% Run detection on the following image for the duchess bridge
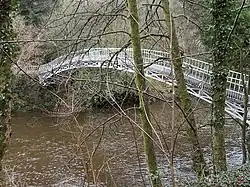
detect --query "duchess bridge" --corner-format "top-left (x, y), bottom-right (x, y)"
top-left (13, 48), bottom-right (250, 123)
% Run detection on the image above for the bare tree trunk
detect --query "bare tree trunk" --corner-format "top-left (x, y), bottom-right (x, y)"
top-left (161, 0), bottom-right (207, 177)
top-left (127, 0), bottom-right (162, 186)
top-left (242, 74), bottom-right (250, 163)
top-left (239, 48), bottom-right (250, 164)
top-left (247, 124), bottom-right (250, 163)
top-left (0, 0), bottom-right (14, 171)
top-left (170, 60), bottom-right (176, 186)
top-left (242, 77), bottom-right (249, 164)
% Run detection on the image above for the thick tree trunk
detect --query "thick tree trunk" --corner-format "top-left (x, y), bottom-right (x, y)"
top-left (211, 0), bottom-right (232, 173)
top-left (127, 0), bottom-right (162, 186)
top-left (211, 60), bottom-right (227, 172)
top-left (0, 0), bottom-right (14, 170)
top-left (161, 0), bottom-right (207, 177)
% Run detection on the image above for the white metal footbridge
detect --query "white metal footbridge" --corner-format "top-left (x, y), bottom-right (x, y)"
top-left (14, 48), bottom-right (250, 123)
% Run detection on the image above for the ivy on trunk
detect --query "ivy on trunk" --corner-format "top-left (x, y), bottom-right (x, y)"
top-left (0, 0), bottom-right (15, 171)
top-left (211, 0), bottom-right (235, 173)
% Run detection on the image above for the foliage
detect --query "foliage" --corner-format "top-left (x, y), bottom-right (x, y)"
top-left (17, 0), bottom-right (58, 25)
top-left (187, 164), bottom-right (250, 187)
top-left (230, 9), bottom-right (250, 70)
top-left (201, 0), bottom-right (250, 70)
top-left (12, 75), bottom-right (58, 111)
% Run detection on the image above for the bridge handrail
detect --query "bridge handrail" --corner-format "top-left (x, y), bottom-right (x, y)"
top-left (17, 47), bottom-right (249, 106)
top-left (36, 48), bottom-right (248, 100)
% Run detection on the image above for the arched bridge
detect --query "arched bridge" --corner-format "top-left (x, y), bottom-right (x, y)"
top-left (14, 48), bottom-right (250, 123)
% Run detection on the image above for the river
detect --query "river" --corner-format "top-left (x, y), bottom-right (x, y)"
top-left (2, 102), bottom-right (242, 186)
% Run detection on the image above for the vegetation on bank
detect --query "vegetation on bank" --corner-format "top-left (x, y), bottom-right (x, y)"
top-left (12, 75), bottom-right (58, 111)
top-left (187, 164), bottom-right (250, 187)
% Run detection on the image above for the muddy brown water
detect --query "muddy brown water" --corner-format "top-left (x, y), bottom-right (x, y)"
top-left (3, 102), bottom-right (242, 186)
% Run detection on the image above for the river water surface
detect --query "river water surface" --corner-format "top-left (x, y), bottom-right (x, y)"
top-left (3, 102), bottom-right (242, 186)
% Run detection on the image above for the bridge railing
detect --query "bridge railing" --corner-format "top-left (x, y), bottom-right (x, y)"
top-left (182, 55), bottom-right (248, 104)
top-left (37, 48), bottom-right (249, 106)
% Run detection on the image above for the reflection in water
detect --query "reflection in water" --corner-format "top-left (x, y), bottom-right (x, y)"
top-left (3, 102), bottom-right (242, 186)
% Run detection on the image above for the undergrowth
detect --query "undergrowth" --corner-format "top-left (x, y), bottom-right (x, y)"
top-left (186, 164), bottom-right (250, 187)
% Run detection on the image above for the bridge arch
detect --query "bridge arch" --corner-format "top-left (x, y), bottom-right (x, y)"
top-left (22, 47), bottom-right (250, 123)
